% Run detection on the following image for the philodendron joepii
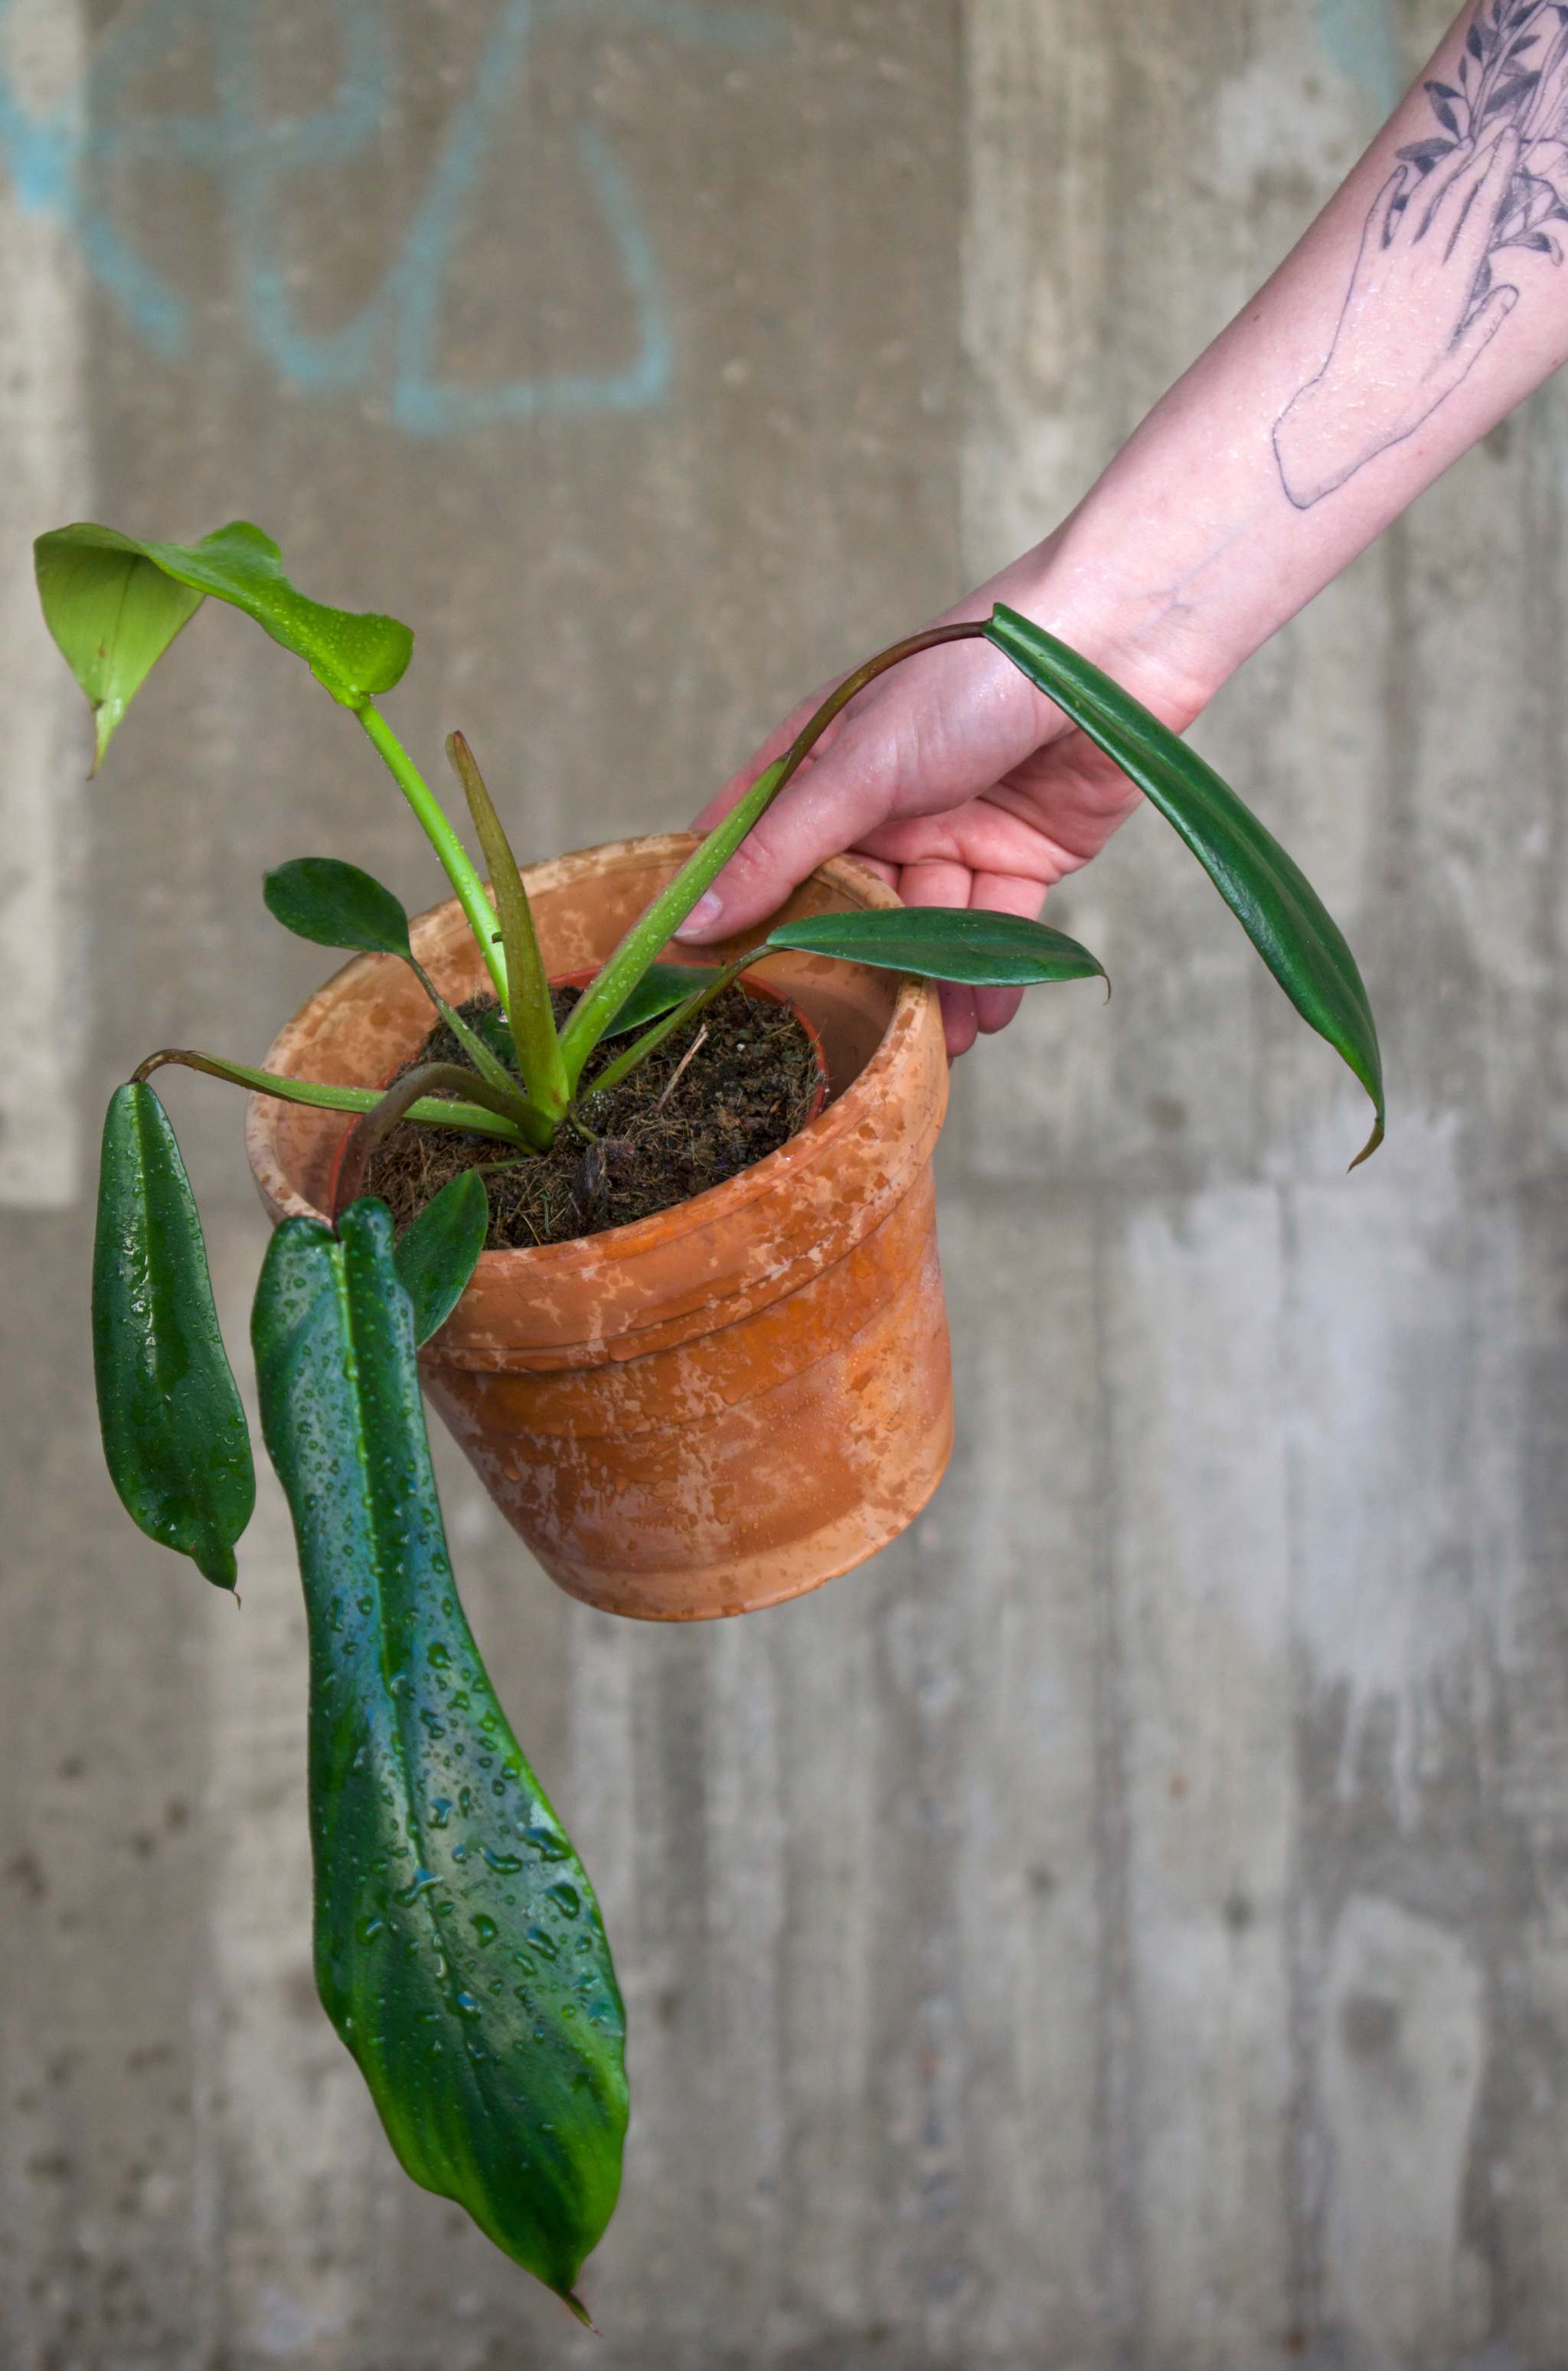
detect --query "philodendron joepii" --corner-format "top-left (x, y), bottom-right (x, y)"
top-left (41, 518), bottom-right (1383, 2310)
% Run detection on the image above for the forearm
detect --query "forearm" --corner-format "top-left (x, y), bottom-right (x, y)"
top-left (1033, 0), bottom-right (1568, 710)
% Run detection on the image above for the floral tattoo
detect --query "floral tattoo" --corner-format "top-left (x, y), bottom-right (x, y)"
top-left (1274, 0), bottom-right (1568, 508)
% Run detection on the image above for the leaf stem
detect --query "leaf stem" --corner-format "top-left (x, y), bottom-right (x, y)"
top-left (130, 1049), bottom-right (529, 1145)
top-left (557, 619), bottom-right (988, 1084)
top-left (356, 703), bottom-right (509, 1006)
top-left (405, 955), bottom-right (548, 1133)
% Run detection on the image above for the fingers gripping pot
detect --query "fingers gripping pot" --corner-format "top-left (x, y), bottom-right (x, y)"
top-left (246, 834), bottom-right (952, 1620)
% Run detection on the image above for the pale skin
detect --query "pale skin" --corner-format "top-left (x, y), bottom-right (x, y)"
top-left (680, 0), bottom-right (1568, 1053)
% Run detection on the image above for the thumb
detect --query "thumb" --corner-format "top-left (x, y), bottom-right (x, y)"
top-left (675, 633), bottom-right (1044, 942)
top-left (672, 740), bottom-right (900, 943)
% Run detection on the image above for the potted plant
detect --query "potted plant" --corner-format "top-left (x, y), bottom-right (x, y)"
top-left (38, 519), bottom-right (1383, 2320)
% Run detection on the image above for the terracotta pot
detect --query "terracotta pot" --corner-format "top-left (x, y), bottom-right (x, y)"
top-left (246, 834), bottom-right (952, 1621)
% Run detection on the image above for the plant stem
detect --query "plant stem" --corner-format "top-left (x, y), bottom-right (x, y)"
top-left (406, 955), bottom-right (547, 1131)
top-left (356, 703), bottom-right (509, 1007)
top-left (130, 1049), bottom-right (528, 1145)
top-left (557, 619), bottom-right (987, 1084)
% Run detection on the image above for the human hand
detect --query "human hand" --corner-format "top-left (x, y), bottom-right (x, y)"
top-left (677, 554), bottom-right (1208, 1057)
top-left (1273, 128), bottom-right (1523, 508)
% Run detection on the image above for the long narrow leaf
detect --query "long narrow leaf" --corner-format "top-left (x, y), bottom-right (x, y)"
top-left (763, 906), bottom-right (1106, 988)
top-left (985, 601), bottom-right (1384, 1164)
top-left (252, 1203), bottom-right (626, 2315)
top-left (445, 733), bottom-right (567, 1115)
top-left (93, 1083), bottom-right (255, 1587)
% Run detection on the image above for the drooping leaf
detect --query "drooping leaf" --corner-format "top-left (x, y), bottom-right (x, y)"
top-left (263, 857), bottom-right (413, 959)
top-left (393, 1172), bottom-right (490, 1344)
top-left (34, 531), bottom-right (202, 772)
top-left (596, 960), bottom-right (730, 1037)
top-left (763, 907), bottom-right (1106, 989)
top-left (251, 1203), bottom-right (626, 2315)
top-left (984, 602), bottom-right (1384, 1164)
top-left (34, 520), bottom-right (413, 766)
top-left (93, 1083), bottom-right (255, 1587)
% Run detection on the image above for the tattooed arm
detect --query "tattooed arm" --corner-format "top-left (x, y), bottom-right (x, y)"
top-left (681, 1), bottom-right (1568, 1053)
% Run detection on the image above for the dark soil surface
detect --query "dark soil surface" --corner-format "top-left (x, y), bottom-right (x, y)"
top-left (363, 981), bottom-right (823, 1250)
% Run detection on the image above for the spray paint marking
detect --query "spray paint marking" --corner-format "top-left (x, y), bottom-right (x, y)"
top-left (1315, 0), bottom-right (1401, 119)
top-left (0, 0), bottom-right (782, 435)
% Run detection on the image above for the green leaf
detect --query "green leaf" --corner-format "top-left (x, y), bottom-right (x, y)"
top-left (251, 1202), bottom-right (626, 2314)
top-left (394, 1172), bottom-right (490, 1345)
top-left (985, 602), bottom-right (1384, 1164)
top-left (34, 520), bottom-right (413, 766)
top-left (263, 857), bottom-right (413, 959)
top-left (444, 732), bottom-right (568, 1117)
top-left (34, 529), bottom-right (203, 773)
top-left (261, 863), bottom-right (534, 1125)
top-left (596, 960), bottom-right (730, 1037)
top-left (93, 1083), bottom-right (255, 1588)
top-left (763, 907), bottom-right (1106, 988)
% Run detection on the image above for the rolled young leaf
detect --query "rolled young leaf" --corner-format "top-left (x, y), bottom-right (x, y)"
top-left (762, 907), bottom-right (1106, 988)
top-left (394, 1172), bottom-right (490, 1345)
top-left (444, 731), bottom-right (568, 1119)
top-left (263, 857), bottom-right (414, 959)
top-left (35, 520), bottom-right (413, 766)
top-left (252, 1203), bottom-right (626, 2315)
top-left (984, 601), bottom-right (1384, 1164)
top-left (93, 1083), bottom-right (255, 1588)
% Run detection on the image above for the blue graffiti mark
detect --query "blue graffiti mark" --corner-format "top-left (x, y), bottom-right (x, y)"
top-left (1315, 0), bottom-right (1401, 119)
top-left (0, 0), bottom-right (783, 432)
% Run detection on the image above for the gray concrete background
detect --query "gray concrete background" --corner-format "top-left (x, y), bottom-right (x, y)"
top-left (2, 2), bottom-right (1564, 2364)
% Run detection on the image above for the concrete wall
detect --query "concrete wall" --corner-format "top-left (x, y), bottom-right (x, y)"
top-left (2, 2), bottom-right (1565, 2364)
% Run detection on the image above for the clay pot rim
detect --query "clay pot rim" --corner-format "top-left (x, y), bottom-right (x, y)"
top-left (253, 834), bottom-right (939, 1282)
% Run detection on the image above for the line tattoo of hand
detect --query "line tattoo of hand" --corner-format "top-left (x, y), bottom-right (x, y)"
top-left (1275, 0), bottom-right (1568, 508)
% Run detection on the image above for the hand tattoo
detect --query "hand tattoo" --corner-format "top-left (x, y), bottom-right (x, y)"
top-left (1274, 0), bottom-right (1568, 508)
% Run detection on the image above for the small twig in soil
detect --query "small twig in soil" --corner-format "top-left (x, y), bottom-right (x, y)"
top-left (653, 1025), bottom-right (709, 1115)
